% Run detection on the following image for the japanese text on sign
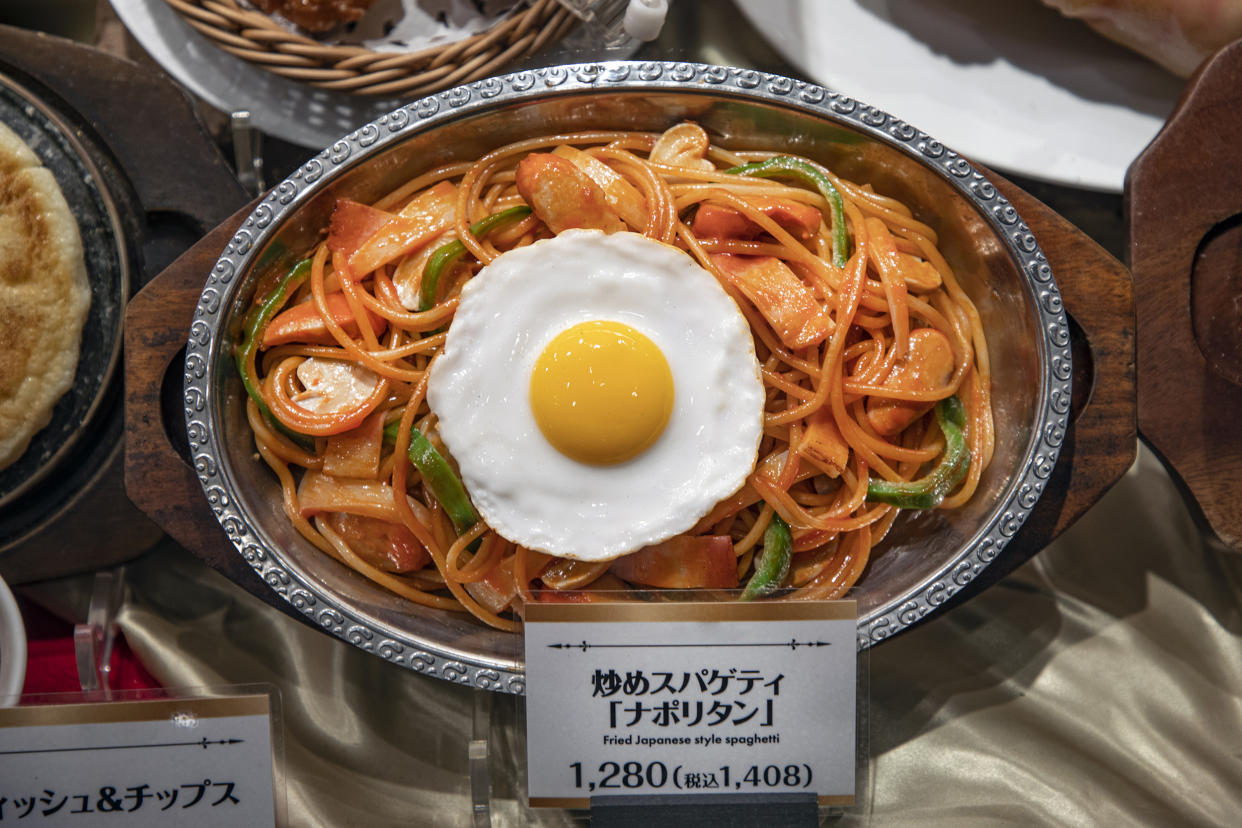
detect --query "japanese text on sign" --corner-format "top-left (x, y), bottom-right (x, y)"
top-left (0, 780), bottom-right (239, 820)
top-left (592, 668), bottom-right (783, 732)
top-left (0, 696), bottom-right (278, 827)
top-left (525, 600), bottom-right (857, 808)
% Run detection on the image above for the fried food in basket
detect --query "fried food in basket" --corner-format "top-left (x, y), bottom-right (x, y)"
top-left (253, 0), bottom-right (377, 33)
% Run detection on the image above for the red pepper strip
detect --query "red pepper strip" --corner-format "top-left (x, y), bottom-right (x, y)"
top-left (262, 292), bottom-right (388, 348)
top-left (609, 536), bottom-right (738, 589)
top-left (726, 156), bottom-right (851, 268)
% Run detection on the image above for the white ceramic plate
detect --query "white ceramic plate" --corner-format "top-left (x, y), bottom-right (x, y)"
top-left (736, 0), bottom-right (1185, 192)
top-left (110, 0), bottom-right (405, 149)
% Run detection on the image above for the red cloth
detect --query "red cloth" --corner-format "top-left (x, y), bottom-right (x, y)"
top-left (18, 597), bottom-right (162, 697)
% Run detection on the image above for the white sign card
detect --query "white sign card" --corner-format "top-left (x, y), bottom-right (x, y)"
top-left (0, 695), bottom-right (278, 826)
top-left (525, 600), bottom-right (857, 808)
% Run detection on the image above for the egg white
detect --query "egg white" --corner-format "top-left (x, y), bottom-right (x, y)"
top-left (427, 229), bottom-right (764, 561)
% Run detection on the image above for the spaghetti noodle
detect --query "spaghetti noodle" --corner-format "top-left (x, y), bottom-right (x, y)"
top-left (237, 123), bottom-right (994, 630)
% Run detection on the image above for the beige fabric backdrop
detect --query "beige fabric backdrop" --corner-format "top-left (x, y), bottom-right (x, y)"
top-left (98, 443), bottom-right (1241, 825)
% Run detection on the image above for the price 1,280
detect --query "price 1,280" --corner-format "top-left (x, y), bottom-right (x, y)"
top-left (569, 761), bottom-right (813, 793)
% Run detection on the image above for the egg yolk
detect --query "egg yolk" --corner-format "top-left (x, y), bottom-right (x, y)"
top-left (529, 320), bottom-right (674, 465)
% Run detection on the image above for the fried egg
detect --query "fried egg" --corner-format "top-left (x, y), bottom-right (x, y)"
top-left (427, 229), bottom-right (764, 562)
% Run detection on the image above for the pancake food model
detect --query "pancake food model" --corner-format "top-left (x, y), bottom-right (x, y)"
top-left (0, 121), bottom-right (90, 472)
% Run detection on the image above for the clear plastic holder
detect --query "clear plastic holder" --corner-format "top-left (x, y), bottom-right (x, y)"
top-left (1, 683), bottom-right (288, 826)
top-left (476, 588), bottom-right (872, 826)
top-left (553, 0), bottom-right (639, 47)
top-left (229, 110), bottom-right (265, 198)
top-left (470, 687), bottom-right (495, 827)
top-left (73, 567), bottom-right (126, 698)
top-left (553, 0), bottom-right (670, 44)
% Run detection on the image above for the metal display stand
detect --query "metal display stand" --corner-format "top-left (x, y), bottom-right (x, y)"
top-left (591, 793), bottom-right (818, 826)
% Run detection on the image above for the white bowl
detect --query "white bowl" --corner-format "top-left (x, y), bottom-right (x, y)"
top-left (0, 575), bottom-right (27, 706)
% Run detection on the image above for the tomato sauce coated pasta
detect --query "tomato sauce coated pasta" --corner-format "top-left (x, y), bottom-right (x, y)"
top-left (236, 123), bottom-right (994, 630)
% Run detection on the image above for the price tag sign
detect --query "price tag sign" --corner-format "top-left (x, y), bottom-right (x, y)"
top-left (525, 600), bottom-right (856, 808)
top-left (0, 695), bottom-right (279, 826)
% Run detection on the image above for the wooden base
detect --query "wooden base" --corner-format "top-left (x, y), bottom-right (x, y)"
top-left (1128, 40), bottom-right (1242, 552)
top-left (124, 207), bottom-right (302, 618)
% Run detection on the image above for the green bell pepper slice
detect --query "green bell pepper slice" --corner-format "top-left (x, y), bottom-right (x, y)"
top-left (418, 205), bottom-right (532, 311)
top-left (234, 258), bottom-right (314, 448)
top-left (866, 395), bottom-right (970, 510)
top-left (406, 425), bottom-right (478, 536)
top-left (741, 514), bottom-right (793, 601)
top-left (725, 156), bottom-right (850, 269)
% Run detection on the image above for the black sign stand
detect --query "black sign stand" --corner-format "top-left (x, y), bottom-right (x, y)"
top-left (591, 793), bottom-right (819, 827)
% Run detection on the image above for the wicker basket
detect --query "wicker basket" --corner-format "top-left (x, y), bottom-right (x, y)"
top-left (162, 0), bottom-right (579, 97)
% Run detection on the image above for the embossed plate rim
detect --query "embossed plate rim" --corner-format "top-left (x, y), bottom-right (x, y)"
top-left (184, 60), bottom-right (1071, 694)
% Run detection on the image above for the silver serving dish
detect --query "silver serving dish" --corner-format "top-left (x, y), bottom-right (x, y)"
top-left (185, 61), bottom-right (1070, 695)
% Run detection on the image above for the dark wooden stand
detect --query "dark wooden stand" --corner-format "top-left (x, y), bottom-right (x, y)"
top-left (123, 176), bottom-right (1138, 626)
top-left (1128, 40), bottom-right (1242, 551)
